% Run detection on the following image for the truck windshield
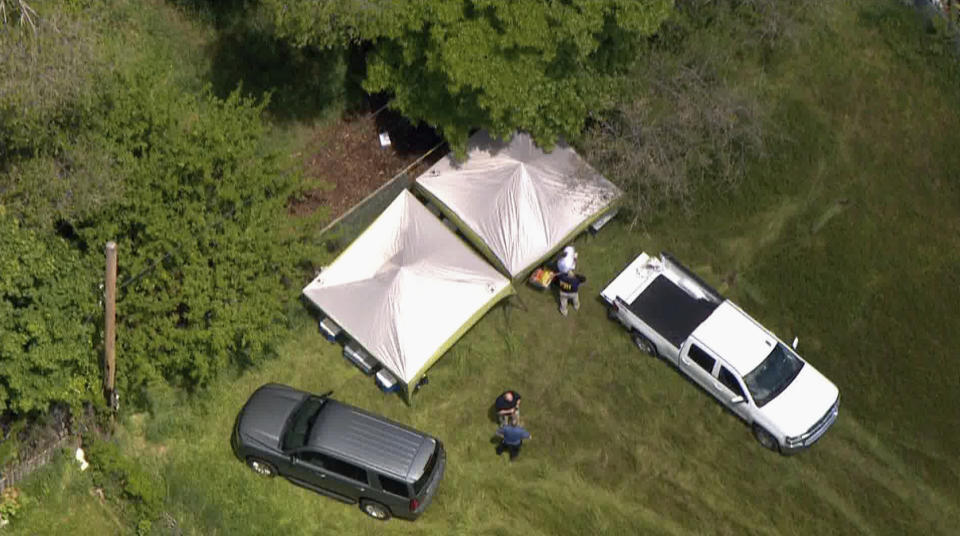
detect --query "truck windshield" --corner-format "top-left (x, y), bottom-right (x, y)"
top-left (743, 343), bottom-right (804, 407)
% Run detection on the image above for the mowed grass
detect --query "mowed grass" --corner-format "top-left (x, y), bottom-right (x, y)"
top-left (7, 1), bottom-right (960, 534)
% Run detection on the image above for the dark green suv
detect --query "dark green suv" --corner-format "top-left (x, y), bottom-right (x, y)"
top-left (230, 384), bottom-right (446, 521)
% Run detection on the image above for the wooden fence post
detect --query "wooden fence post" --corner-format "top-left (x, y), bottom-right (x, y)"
top-left (104, 241), bottom-right (118, 411)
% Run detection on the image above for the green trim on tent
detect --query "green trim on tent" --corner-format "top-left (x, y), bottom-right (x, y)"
top-left (404, 282), bottom-right (516, 396)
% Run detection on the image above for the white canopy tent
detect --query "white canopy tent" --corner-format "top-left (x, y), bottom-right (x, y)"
top-left (414, 131), bottom-right (622, 279)
top-left (302, 190), bottom-right (513, 398)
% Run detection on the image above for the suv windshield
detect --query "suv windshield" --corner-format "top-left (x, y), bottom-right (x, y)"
top-left (743, 343), bottom-right (804, 407)
top-left (282, 397), bottom-right (326, 451)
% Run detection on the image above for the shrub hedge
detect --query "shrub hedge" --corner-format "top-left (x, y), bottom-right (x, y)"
top-left (1, 1), bottom-right (317, 415)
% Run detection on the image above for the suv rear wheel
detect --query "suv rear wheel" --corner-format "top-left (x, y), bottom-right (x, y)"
top-left (360, 500), bottom-right (392, 521)
top-left (246, 457), bottom-right (277, 477)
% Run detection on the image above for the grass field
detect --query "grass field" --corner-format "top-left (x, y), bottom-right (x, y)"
top-left (7, 0), bottom-right (960, 534)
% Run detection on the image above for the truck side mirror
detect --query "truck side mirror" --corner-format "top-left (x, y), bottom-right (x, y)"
top-left (792, 337), bottom-right (799, 350)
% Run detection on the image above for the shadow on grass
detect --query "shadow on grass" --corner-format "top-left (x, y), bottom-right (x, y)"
top-left (372, 104), bottom-right (446, 157)
top-left (171, 0), bottom-right (368, 122)
top-left (207, 27), bottom-right (352, 122)
top-left (486, 403), bottom-right (502, 425)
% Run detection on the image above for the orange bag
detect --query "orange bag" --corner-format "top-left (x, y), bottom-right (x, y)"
top-left (528, 267), bottom-right (556, 289)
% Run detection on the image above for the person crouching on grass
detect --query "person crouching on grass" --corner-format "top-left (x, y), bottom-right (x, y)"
top-left (495, 390), bottom-right (522, 426)
top-left (555, 269), bottom-right (585, 317)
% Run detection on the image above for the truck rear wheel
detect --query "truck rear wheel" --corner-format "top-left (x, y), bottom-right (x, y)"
top-left (631, 331), bottom-right (658, 357)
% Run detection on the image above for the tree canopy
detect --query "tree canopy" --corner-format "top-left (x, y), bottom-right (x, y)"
top-left (266, 0), bottom-right (673, 152)
top-left (1, 1), bottom-right (316, 414)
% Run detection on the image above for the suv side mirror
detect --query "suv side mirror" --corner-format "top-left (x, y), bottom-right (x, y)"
top-left (730, 395), bottom-right (745, 404)
top-left (792, 337), bottom-right (799, 350)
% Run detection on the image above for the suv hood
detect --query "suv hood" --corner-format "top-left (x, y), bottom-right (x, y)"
top-left (758, 365), bottom-right (839, 438)
top-left (238, 384), bottom-right (309, 451)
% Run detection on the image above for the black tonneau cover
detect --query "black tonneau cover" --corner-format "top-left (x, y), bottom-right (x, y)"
top-left (627, 275), bottom-right (720, 348)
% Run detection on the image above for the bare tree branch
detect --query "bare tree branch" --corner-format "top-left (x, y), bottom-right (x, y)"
top-left (0, 0), bottom-right (38, 34)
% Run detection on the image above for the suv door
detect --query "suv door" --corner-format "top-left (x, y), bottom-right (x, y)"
top-left (290, 450), bottom-right (370, 501)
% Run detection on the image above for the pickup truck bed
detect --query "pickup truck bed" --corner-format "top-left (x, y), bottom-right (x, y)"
top-left (625, 274), bottom-right (720, 347)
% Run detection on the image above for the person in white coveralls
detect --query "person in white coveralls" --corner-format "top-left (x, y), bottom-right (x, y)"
top-left (556, 246), bottom-right (577, 273)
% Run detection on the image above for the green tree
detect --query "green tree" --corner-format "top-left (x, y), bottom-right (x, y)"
top-left (1, 1), bottom-right (319, 413)
top-left (0, 206), bottom-right (100, 414)
top-left (266, 0), bottom-right (673, 152)
top-left (71, 69), bottom-right (310, 401)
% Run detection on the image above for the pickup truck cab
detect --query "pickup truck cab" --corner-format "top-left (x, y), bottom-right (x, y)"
top-left (602, 252), bottom-right (839, 454)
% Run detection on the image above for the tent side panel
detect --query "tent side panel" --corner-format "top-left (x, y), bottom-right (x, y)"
top-left (512, 198), bottom-right (623, 281)
top-left (301, 190), bottom-right (414, 380)
top-left (404, 283), bottom-right (516, 394)
top-left (412, 183), bottom-right (513, 277)
top-left (302, 189), bottom-right (409, 308)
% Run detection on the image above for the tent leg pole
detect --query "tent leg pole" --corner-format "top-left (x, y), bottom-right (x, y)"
top-left (509, 294), bottom-right (529, 312)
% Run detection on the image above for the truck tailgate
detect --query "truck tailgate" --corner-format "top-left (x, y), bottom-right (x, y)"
top-left (600, 252), bottom-right (658, 304)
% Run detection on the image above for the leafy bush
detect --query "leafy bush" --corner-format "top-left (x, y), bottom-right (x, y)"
top-left (0, 486), bottom-right (34, 522)
top-left (1, 1), bottom-right (319, 414)
top-left (581, 0), bottom-right (827, 225)
top-left (0, 209), bottom-right (101, 414)
top-left (73, 71), bottom-right (309, 402)
top-left (582, 54), bottom-right (766, 225)
top-left (86, 438), bottom-right (165, 522)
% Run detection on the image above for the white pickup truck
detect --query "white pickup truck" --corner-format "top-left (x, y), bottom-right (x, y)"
top-left (602, 252), bottom-right (839, 454)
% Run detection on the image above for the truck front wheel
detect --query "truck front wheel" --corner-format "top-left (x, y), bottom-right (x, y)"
top-left (752, 425), bottom-right (780, 453)
top-left (631, 331), bottom-right (658, 357)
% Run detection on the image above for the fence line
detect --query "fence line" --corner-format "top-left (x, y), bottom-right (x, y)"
top-left (0, 434), bottom-right (73, 495)
top-left (317, 140), bottom-right (446, 238)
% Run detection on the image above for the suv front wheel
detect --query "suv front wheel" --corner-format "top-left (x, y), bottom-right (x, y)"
top-left (246, 457), bottom-right (277, 477)
top-left (360, 500), bottom-right (392, 521)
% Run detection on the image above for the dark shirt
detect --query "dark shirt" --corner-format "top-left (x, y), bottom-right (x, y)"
top-left (495, 391), bottom-right (521, 412)
top-left (555, 272), bottom-right (585, 293)
top-left (497, 425), bottom-right (531, 445)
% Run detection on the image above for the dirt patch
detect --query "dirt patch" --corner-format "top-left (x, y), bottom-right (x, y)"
top-left (290, 109), bottom-right (445, 221)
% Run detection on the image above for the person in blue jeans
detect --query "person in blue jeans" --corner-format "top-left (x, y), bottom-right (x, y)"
top-left (495, 424), bottom-right (532, 461)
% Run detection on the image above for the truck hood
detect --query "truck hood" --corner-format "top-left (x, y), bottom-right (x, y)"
top-left (758, 365), bottom-right (839, 438)
top-left (238, 384), bottom-right (309, 451)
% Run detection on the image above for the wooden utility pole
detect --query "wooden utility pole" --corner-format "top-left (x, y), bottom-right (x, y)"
top-left (104, 241), bottom-right (118, 410)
